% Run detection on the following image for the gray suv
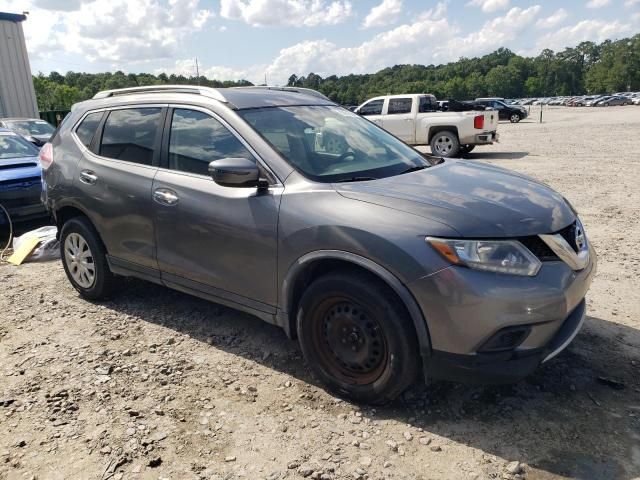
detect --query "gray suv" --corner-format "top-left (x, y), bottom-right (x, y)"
top-left (42, 86), bottom-right (596, 403)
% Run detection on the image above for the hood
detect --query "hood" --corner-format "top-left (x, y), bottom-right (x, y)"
top-left (334, 160), bottom-right (575, 237)
top-left (0, 155), bottom-right (42, 183)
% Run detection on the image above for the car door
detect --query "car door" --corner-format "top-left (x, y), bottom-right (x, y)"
top-left (381, 97), bottom-right (415, 143)
top-left (152, 106), bottom-right (281, 311)
top-left (73, 106), bottom-right (164, 275)
top-left (492, 101), bottom-right (508, 120)
top-left (357, 99), bottom-right (384, 126)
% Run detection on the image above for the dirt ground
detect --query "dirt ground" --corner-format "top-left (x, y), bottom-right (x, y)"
top-left (1, 106), bottom-right (639, 480)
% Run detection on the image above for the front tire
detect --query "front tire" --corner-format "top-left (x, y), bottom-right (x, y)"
top-left (430, 131), bottom-right (460, 158)
top-left (297, 271), bottom-right (419, 404)
top-left (510, 113), bottom-right (521, 123)
top-left (60, 217), bottom-right (116, 300)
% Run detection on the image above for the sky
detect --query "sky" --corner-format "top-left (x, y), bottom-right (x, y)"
top-left (3, 0), bottom-right (640, 85)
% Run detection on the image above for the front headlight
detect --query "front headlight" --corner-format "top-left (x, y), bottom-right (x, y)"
top-left (426, 237), bottom-right (542, 276)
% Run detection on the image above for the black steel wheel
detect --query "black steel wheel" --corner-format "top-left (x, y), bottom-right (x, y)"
top-left (297, 271), bottom-right (419, 404)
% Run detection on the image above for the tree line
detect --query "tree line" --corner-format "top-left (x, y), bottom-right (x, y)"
top-left (34, 34), bottom-right (639, 111)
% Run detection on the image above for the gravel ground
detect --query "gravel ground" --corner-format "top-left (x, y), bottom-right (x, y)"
top-left (1, 106), bottom-right (639, 480)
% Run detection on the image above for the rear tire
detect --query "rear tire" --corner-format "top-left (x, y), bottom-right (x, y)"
top-left (459, 145), bottom-right (475, 154)
top-left (430, 131), bottom-right (460, 158)
top-left (297, 271), bottom-right (419, 404)
top-left (60, 216), bottom-right (117, 300)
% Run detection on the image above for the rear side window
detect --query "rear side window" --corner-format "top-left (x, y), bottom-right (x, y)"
top-left (75, 112), bottom-right (103, 148)
top-left (388, 98), bottom-right (412, 114)
top-left (100, 108), bottom-right (162, 165)
top-left (359, 99), bottom-right (383, 116)
top-left (168, 109), bottom-right (254, 176)
top-left (419, 96), bottom-right (437, 112)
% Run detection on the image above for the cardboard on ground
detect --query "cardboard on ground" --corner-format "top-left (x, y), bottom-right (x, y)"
top-left (7, 237), bottom-right (40, 266)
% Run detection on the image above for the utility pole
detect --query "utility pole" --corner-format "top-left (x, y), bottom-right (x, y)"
top-left (264, 73), bottom-right (267, 86)
top-left (195, 58), bottom-right (200, 85)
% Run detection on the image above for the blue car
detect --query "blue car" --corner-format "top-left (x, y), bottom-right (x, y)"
top-left (0, 128), bottom-right (47, 224)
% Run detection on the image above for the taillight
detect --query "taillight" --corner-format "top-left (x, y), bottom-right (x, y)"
top-left (39, 143), bottom-right (54, 170)
top-left (474, 115), bottom-right (484, 129)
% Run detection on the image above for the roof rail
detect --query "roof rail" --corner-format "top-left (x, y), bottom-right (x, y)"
top-left (232, 85), bottom-right (331, 102)
top-left (92, 85), bottom-right (227, 103)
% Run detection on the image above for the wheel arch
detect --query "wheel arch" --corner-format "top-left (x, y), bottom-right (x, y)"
top-left (427, 125), bottom-right (459, 143)
top-left (280, 250), bottom-right (432, 359)
top-left (54, 203), bottom-right (108, 253)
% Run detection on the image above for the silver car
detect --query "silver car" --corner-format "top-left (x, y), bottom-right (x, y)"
top-left (42, 86), bottom-right (596, 403)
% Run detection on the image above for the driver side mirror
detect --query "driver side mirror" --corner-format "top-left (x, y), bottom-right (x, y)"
top-left (208, 158), bottom-right (266, 188)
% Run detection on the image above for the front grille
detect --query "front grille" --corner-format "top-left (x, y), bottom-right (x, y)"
top-left (0, 162), bottom-right (38, 171)
top-left (557, 222), bottom-right (579, 252)
top-left (519, 236), bottom-right (558, 261)
top-left (519, 220), bottom-right (579, 261)
top-left (0, 176), bottom-right (41, 190)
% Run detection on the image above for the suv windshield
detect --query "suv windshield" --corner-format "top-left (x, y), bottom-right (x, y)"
top-left (238, 105), bottom-right (429, 182)
top-left (6, 120), bottom-right (55, 137)
top-left (0, 134), bottom-right (40, 159)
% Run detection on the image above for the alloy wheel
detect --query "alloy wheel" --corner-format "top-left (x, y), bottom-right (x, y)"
top-left (64, 232), bottom-right (95, 288)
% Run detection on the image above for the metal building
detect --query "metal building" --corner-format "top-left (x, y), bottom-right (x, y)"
top-left (0, 12), bottom-right (38, 118)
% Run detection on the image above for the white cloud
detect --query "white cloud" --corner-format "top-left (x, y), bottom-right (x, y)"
top-left (162, 3), bottom-right (543, 85)
top-left (586, 0), bottom-right (611, 8)
top-left (535, 8), bottom-right (568, 29)
top-left (6, 0), bottom-right (213, 65)
top-left (624, 0), bottom-right (640, 6)
top-left (219, 0), bottom-right (353, 27)
top-left (362, 0), bottom-right (402, 29)
top-left (466, 0), bottom-right (510, 13)
top-left (534, 19), bottom-right (632, 52)
top-left (32, 0), bottom-right (83, 11)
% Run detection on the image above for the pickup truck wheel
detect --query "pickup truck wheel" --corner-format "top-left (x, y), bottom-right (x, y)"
top-left (60, 217), bottom-right (117, 300)
top-left (430, 131), bottom-right (460, 158)
top-left (459, 145), bottom-right (475, 154)
top-left (297, 272), bottom-right (419, 404)
top-left (510, 113), bottom-right (521, 123)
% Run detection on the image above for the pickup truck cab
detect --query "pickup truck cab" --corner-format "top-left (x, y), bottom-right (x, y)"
top-left (355, 94), bottom-right (498, 157)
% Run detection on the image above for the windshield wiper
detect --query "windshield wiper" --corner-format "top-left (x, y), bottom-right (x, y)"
top-left (335, 176), bottom-right (377, 183)
top-left (400, 164), bottom-right (429, 174)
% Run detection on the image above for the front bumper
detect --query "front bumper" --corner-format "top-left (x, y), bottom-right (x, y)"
top-left (410, 248), bottom-right (596, 384)
top-left (425, 299), bottom-right (586, 384)
top-left (0, 182), bottom-right (47, 223)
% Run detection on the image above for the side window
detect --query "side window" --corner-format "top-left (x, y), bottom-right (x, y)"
top-left (359, 99), bottom-right (384, 116)
top-left (492, 101), bottom-right (504, 109)
top-left (387, 98), bottom-right (413, 115)
top-left (419, 96), bottom-right (437, 113)
top-left (100, 108), bottom-right (162, 165)
top-left (75, 112), bottom-right (103, 148)
top-left (168, 109), bottom-right (254, 176)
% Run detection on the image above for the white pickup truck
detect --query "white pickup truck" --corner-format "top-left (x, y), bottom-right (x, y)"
top-left (354, 94), bottom-right (499, 157)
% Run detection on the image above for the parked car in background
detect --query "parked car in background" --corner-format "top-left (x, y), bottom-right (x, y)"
top-left (473, 99), bottom-right (528, 123)
top-left (594, 96), bottom-right (631, 107)
top-left (42, 85), bottom-right (595, 403)
top-left (0, 118), bottom-right (56, 147)
top-left (355, 94), bottom-right (498, 157)
top-left (0, 128), bottom-right (46, 223)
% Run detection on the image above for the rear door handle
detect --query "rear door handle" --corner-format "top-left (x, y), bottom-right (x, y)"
top-left (79, 170), bottom-right (98, 185)
top-left (153, 188), bottom-right (179, 206)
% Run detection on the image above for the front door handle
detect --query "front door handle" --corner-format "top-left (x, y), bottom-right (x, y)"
top-left (153, 188), bottom-right (179, 206)
top-left (79, 170), bottom-right (98, 185)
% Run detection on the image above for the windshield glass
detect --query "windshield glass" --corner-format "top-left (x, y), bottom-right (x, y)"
top-left (6, 120), bottom-right (55, 137)
top-left (238, 106), bottom-right (430, 182)
top-left (0, 135), bottom-right (40, 159)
